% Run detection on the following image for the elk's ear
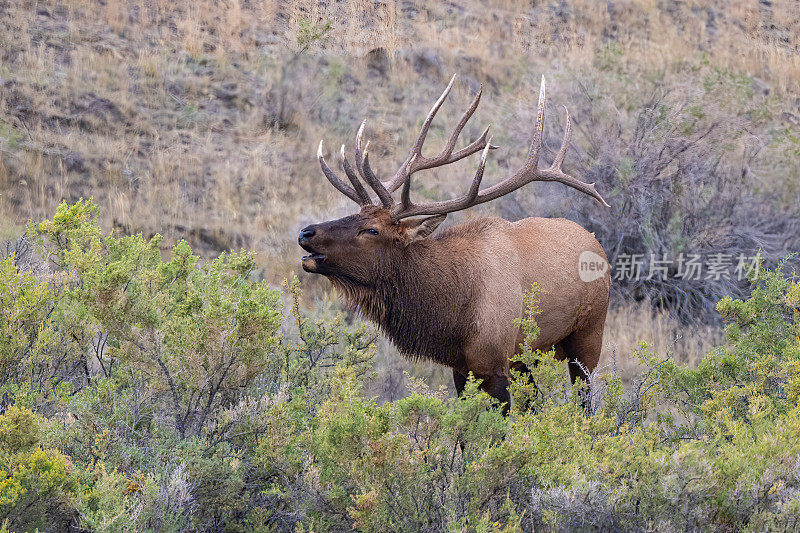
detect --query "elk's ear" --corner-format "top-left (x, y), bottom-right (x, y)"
top-left (402, 214), bottom-right (447, 244)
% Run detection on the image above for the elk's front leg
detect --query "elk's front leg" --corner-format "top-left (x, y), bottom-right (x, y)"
top-left (481, 374), bottom-right (511, 416)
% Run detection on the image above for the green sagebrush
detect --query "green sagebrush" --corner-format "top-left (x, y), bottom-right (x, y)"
top-left (1, 200), bottom-right (800, 532)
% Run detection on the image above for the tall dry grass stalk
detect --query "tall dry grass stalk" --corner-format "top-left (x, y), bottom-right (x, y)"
top-left (600, 302), bottom-right (722, 376)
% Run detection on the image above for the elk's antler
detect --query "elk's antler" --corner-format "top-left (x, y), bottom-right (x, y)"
top-left (380, 74), bottom-right (495, 194)
top-left (316, 74), bottom-right (609, 219)
top-left (317, 74), bottom-right (492, 209)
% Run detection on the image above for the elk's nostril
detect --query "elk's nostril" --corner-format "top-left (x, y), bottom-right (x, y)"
top-left (298, 227), bottom-right (316, 243)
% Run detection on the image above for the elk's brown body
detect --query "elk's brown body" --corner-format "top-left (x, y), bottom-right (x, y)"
top-left (299, 75), bottom-right (611, 412)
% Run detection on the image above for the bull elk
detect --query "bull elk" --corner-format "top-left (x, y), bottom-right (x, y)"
top-left (299, 75), bottom-right (610, 413)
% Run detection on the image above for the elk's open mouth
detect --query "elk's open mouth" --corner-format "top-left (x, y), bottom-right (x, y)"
top-left (300, 243), bottom-right (326, 265)
top-left (301, 249), bottom-right (326, 273)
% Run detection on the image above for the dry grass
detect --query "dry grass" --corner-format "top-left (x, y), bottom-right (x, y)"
top-left (1, 0), bottom-right (797, 388)
top-left (598, 301), bottom-right (722, 379)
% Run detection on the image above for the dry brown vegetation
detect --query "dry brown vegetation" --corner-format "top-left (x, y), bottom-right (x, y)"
top-left (1, 0), bottom-right (799, 394)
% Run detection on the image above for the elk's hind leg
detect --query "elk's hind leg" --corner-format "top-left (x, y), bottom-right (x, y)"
top-left (559, 323), bottom-right (604, 410)
top-left (453, 369), bottom-right (467, 397)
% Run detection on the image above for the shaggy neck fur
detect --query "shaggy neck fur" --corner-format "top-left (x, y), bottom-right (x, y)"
top-left (329, 234), bottom-right (478, 368)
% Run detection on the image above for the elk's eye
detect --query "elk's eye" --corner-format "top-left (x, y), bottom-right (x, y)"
top-left (362, 228), bottom-right (379, 236)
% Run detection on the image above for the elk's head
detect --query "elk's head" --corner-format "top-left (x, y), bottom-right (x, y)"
top-left (300, 75), bottom-right (609, 281)
top-left (299, 206), bottom-right (445, 279)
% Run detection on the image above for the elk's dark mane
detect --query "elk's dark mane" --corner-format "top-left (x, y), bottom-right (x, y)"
top-left (329, 224), bottom-right (484, 368)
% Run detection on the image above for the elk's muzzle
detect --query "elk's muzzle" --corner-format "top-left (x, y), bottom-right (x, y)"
top-left (299, 225), bottom-right (326, 272)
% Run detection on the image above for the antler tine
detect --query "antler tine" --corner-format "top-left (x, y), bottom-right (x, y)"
top-left (551, 105), bottom-right (571, 170)
top-left (385, 74), bottom-right (496, 192)
top-left (318, 140), bottom-right (367, 205)
top-left (466, 139), bottom-right (492, 203)
top-left (389, 75), bottom-right (609, 220)
top-left (533, 104), bottom-right (611, 207)
top-left (399, 154), bottom-right (417, 211)
top-left (501, 75), bottom-right (547, 183)
top-left (403, 73), bottom-right (457, 164)
top-left (446, 125), bottom-right (495, 167)
top-left (390, 137), bottom-right (492, 219)
top-left (497, 77), bottom-right (608, 207)
top-left (354, 121), bottom-right (394, 207)
top-left (531, 75), bottom-right (547, 167)
top-left (361, 144), bottom-right (394, 207)
top-left (384, 74), bottom-right (496, 193)
top-left (340, 144), bottom-right (372, 205)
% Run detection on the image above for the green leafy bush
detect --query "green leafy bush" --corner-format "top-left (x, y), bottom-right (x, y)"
top-left (1, 201), bottom-right (800, 531)
top-left (0, 255), bottom-right (81, 410)
top-left (0, 405), bottom-right (75, 532)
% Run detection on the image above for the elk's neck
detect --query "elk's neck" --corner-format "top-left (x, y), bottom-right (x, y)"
top-left (330, 240), bottom-right (476, 367)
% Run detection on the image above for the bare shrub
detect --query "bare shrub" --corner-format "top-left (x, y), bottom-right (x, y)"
top-left (0, 234), bottom-right (48, 275)
top-left (566, 91), bottom-right (799, 323)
